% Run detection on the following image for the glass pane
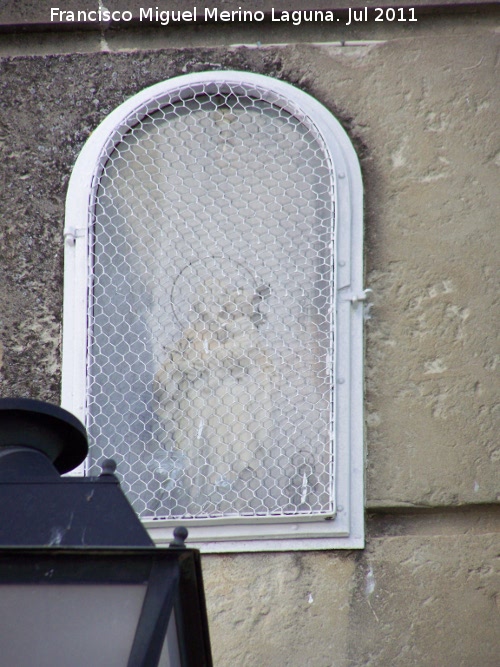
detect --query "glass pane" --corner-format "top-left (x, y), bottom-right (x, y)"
top-left (88, 84), bottom-right (335, 520)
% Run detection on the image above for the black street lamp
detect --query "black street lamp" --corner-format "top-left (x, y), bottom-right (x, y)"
top-left (0, 398), bottom-right (213, 667)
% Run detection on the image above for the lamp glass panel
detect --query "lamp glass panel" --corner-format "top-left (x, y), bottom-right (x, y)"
top-left (158, 609), bottom-right (182, 667)
top-left (0, 584), bottom-right (147, 667)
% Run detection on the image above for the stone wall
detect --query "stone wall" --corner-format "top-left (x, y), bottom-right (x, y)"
top-left (0, 6), bottom-right (498, 666)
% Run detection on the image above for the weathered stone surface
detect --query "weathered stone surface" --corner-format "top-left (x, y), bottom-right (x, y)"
top-left (206, 515), bottom-right (500, 667)
top-left (348, 533), bottom-right (500, 666)
top-left (203, 550), bottom-right (356, 666)
top-left (202, 522), bottom-right (500, 666)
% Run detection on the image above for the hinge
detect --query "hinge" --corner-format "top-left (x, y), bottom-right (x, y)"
top-left (64, 227), bottom-right (86, 246)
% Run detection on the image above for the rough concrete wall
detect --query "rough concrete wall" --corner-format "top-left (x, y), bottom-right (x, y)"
top-left (0, 10), bottom-right (498, 667)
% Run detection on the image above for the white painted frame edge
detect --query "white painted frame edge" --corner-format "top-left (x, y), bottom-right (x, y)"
top-left (61, 70), bottom-right (364, 551)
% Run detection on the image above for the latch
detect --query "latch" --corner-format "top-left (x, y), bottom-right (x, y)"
top-left (343, 289), bottom-right (374, 319)
top-left (345, 288), bottom-right (373, 305)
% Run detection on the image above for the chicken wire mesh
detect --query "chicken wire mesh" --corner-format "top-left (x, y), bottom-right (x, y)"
top-left (87, 80), bottom-right (336, 521)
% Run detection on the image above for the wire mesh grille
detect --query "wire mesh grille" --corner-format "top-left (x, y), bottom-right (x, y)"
top-left (87, 80), bottom-right (336, 520)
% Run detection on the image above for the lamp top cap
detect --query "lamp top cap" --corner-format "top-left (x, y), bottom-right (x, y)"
top-left (0, 398), bottom-right (88, 474)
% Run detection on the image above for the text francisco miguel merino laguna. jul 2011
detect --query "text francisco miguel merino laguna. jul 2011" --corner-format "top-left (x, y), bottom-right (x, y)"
top-left (50, 6), bottom-right (418, 27)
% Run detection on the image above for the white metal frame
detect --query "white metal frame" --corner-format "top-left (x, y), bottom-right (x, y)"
top-left (61, 71), bottom-right (365, 552)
